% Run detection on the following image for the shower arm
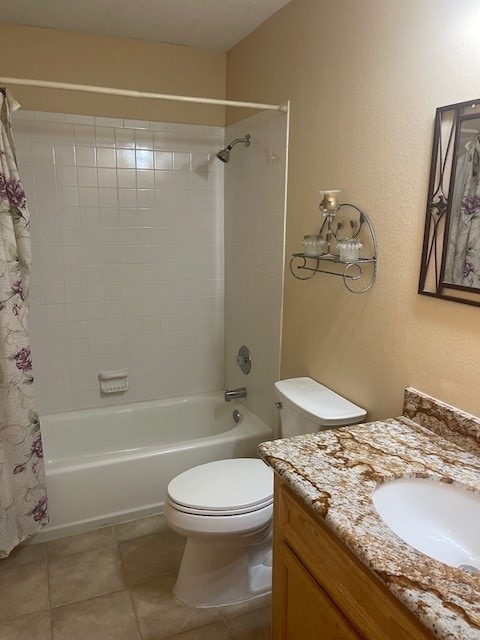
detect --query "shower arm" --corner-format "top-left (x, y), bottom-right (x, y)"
top-left (227, 135), bottom-right (251, 150)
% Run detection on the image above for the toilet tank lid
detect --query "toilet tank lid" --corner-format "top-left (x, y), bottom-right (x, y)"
top-left (275, 377), bottom-right (366, 426)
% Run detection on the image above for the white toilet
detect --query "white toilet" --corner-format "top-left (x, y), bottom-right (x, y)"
top-left (164, 377), bottom-right (366, 607)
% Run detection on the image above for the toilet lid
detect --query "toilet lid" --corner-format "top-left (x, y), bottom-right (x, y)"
top-left (167, 458), bottom-right (274, 515)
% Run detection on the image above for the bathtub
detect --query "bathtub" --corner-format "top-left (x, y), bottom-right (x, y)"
top-left (37, 392), bottom-right (272, 541)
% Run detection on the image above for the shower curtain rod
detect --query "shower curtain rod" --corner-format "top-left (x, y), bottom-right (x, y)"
top-left (0, 77), bottom-right (288, 113)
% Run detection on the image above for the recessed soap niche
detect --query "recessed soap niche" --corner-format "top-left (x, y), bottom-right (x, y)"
top-left (99, 370), bottom-right (129, 394)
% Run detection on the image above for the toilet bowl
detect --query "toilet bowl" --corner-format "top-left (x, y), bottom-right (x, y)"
top-left (164, 458), bottom-right (274, 607)
top-left (164, 377), bottom-right (366, 607)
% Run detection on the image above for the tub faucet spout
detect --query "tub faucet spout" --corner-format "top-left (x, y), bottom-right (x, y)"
top-left (224, 387), bottom-right (247, 402)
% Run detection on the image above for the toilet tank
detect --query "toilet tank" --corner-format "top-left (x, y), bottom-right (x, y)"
top-left (275, 377), bottom-right (366, 438)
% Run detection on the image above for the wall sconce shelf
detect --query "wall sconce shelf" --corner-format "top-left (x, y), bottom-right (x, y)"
top-left (290, 197), bottom-right (378, 294)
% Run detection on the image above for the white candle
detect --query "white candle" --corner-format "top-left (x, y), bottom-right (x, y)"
top-left (319, 190), bottom-right (340, 212)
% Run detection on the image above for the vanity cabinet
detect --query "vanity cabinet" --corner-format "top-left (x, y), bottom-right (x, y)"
top-left (272, 477), bottom-right (434, 640)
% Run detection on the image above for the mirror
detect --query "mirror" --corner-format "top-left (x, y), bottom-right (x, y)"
top-left (419, 99), bottom-right (480, 307)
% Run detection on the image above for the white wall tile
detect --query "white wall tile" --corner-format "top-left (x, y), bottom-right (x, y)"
top-left (54, 145), bottom-right (76, 166)
top-left (136, 150), bottom-right (154, 169)
top-left (65, 114), bottom-right (95, 125)
top-left (97, 148), bottom-right (116, 168)
top-left (76, 146), bottom-right (96, 167)
top-left (74, 125), bottom-right (95, 146)
top-left (98, 168), bottom-right (117, 187)
top-left (123, 119), bottom-right (150, 130)
top-left (95, 117), bottom-right (123, 128)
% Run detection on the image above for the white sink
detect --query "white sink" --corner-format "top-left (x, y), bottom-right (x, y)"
top-left (372, 477), bottom-right (480, 571)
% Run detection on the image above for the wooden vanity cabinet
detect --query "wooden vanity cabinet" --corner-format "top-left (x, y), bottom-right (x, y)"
top-left (272, 476), bottom-right (434, 640)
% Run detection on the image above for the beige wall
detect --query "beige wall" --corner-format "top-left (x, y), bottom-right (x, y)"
top-left (0, 24), bottom-right (226, 125)
top-left (227, 0), bottom-right (480, 420)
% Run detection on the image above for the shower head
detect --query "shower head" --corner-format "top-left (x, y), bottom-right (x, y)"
top-left (216, 147), bottom-right (231, 163)
top-left (216, 134), bottom-right (251, 163)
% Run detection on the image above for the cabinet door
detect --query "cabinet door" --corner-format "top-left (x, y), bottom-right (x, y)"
top-left (273, 542), bottom-right (361, 640)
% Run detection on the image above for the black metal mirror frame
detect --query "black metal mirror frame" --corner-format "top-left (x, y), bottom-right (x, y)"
top-left (419, 98), bottom-right (480, 308)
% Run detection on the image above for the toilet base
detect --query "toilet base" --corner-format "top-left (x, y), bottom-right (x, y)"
top-left (173, 528), bottom-right (272, 607)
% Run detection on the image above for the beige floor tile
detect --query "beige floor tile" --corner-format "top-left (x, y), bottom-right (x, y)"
top-left (0, 562), bottom-right (49, 620)
top-left (46, 526), bottom-right (115, 559)
top-left (164, 621), bottom-right (231, 639)
top-left (130, 575), bottom-right (220, 640)
top-left (219, 592), bottom-right (271, 620)
top-left (218, 598), bottom-right (250, 620)
top-left (224, 606), bottom-right (271, 639)
top-left (119, 530), bottom-right (185, 587)
top-left (52, 590), bottom-right (141, 640)
top-left (0, 609), bottom-right (52, 640)
top-left (113, 514), bottom-right (169, 541)
top-left (0, 542), bottom-right (46, 572)
top-left (48, 544), bottom-right (125, 607)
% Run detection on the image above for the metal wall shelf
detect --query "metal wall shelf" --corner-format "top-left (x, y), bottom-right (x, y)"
top-left (289, 205), bottom-right (378, 294)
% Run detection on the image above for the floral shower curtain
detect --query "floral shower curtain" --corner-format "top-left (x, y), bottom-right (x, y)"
top-left (0, 89), bottom-right (47, 557)
top-left (445, 135), bottom-right (480, 287)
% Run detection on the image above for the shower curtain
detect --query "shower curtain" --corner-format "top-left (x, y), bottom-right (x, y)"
top-left (445, 135), bottom-right (480, 287)
top-left (0, 89), bottom-right (47, 557)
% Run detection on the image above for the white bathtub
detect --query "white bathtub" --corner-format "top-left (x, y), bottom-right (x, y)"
top-left (37, 392), bottom-right (272, 541)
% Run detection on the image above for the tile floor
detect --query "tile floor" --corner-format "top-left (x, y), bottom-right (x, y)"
top-left (0, 515), bottom-right (271, 640)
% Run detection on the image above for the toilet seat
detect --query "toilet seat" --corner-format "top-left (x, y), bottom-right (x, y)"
top-left (167, 495), bottom-right (273, 517)
top-left (165, 497), bottom-right (273, 537)
top-left (167, 458), bottom-right (274, 517)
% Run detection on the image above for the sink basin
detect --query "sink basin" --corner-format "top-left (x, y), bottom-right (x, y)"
top-left (372, 477), bottom-right (480, 570)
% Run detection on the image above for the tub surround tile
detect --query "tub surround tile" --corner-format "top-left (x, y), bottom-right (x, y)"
top-left (0, 542), bottom-right (46, 571)
top-left (48, 545), bottom-right (125, 607)
top-left (119, 530), bottom-right (186, 587)
top-left (224, 111), bottom-right (287, 433)
top-left (0, 609), bottom-right (53, 640)
top-left (14, 111), bottom-right (225, 416)
top-left (51, 590), bottom-right (141, 640)
top-left (46, 526), bottom-right (116, 559)
top-left (404, 388), bottom-right (480, 452)
top-left (129, 575), bottom-right (221, 640)
top-left (0, 562), bottom-right (49, 620)
top-left (113, 514), bottom-right (168, 542)
top-left (259, 412), bottom-right (480, 640)
top-left (224, 606), bottom-right (271, 639)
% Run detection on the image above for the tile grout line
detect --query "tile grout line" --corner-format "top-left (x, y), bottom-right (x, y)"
top-left (45, 524), bottom-right (116, 561)
top-left (178, 605), bottom-right (220, 633)
top-left (124, 586), bottom-right (144, 639)
top-left (45, 547), bottom-right (53, 614)
top-left (50, 585), bottom-right (127, 612)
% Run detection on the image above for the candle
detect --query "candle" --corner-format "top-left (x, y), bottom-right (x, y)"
top-left (319, 190), bottom-right (340, 212)
top-left (337, 238), bottom-right (363, 262)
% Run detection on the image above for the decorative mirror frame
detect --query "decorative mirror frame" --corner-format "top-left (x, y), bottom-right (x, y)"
top-left (419, 98), bottom-right (480, 308)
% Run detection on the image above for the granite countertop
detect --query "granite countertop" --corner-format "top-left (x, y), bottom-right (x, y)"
top-left (258, 389), bottom-right (480, 640)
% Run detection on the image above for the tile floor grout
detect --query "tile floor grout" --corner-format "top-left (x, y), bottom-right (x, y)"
top-left (124, 587), bottom-right (144, 638)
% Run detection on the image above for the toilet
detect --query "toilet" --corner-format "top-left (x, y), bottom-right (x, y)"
top-left (164, 377), bottom-right (366, 607)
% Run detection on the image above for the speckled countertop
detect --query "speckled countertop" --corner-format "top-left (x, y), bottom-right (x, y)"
top-left (258, 389), bottom-right (480, 639)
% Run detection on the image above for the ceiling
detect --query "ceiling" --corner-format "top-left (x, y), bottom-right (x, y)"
top-left (0, 0), bottom-right (291, 51)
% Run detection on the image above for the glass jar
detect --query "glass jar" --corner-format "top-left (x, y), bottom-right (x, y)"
top-left (337, 238), bottom-right (363, 262)
top-left (302, 234), bottom-right (326, 256)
